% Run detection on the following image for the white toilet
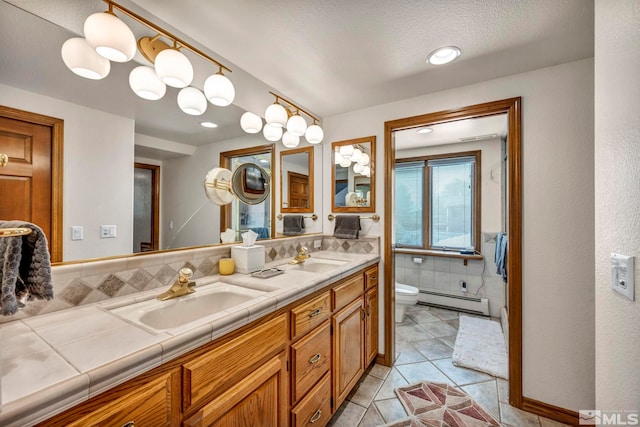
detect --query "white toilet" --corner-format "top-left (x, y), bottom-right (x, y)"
top-left (395, 282), bottom-right (419, 323)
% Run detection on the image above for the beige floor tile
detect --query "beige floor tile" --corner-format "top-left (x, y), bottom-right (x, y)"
top-left (417, 321), bottom-right (458, 337)
top-left (395, 323), bottom-right (433, 342)
top-left (395, 361), bottom-right (452, 385)
top-left (500, 402), bottom-right (541, 427)
top-left (497, 378), bottom-right (509, 402)
top-left (406, 310), bottom-right (440, 324)
top-left (437, 335), bottom-right (457, 348)
top-left (461, 380), bottom-right (500, 421)
top-left (328, 401), bottom-right (367, 426)
top-left (374, 398), bottom-right (408, 423)
top-left (395, 349), bottom-right (427, 365)
top-left (429, 307), bottom-right (460, 320)
top-left (411, 338), bottom-right (454, 360)
top-left (539, 415), bottom-right (572, 426)
top-left (347, 374), bottom-right (384, 408)
top-left (367, 363), bottom-right (392, 380)
top-left (432, 358), bottom-right (493, 385)
top-left (375, 368), bottom-right (409, 401)
top-left (357, 404), bottom-right (386, 427)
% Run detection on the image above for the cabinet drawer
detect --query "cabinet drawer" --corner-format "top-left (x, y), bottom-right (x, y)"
top-left (291, 291), bottom-right (330, 340)
top-left (43, 368), bottom-right (181, 427)
top-left (183, 313), bottom-right (287, 413)
top-left (364, 265), bottom-right (378, 290)
top-left (291, 373), bottom-right (332, 427)
top-left (291, 321), bottom-right (331, 404)
top-left (332, 274), bottom-right (364, 311)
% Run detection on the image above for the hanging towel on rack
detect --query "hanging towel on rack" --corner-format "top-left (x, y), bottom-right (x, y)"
top-left (333, 215), bottom-right (361, 239)
top-left (249, 227), bottom-right (270, 240)
top-left (0, 221), bottom-right (53, 316)
top-left (283, 215), bottom-right (305, 236)
top-left (495, 232), bottom-right (508, 283)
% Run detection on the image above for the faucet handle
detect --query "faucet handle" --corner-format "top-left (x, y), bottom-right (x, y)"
top-left (300, 246), bottom-right (308, 254)
top-left (179, 268), bottom-right (193, 283)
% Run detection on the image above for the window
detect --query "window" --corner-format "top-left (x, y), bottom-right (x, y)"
top-left (395, 151), bottom-right (480, 252)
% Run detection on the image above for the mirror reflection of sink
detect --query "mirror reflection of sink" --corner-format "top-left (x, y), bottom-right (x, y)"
top-left (286, 258), bottom-right (349, 273)
top-left (110, 283), bottom-right (267, 332)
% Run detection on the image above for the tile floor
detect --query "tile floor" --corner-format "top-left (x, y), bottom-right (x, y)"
top-left (327, 303), bottom-right (570, 427)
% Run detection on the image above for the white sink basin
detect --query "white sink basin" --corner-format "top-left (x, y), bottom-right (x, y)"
top-left (285, 258), bottom-right (349, 274)
top-left (110, 283), bottom-right (267, 332)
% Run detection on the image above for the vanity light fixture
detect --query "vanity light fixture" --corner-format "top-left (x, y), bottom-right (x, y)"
top-left (200, 121), bottom-right (218, 128)
top-left (427, 46), bottom-right (461, 65)
top-left (248, 92), bottom-right (324, 145)
top-left (240, 112), bottom-right (263, 134)
top-left (177, 87), bottom-right (207, 115)
top-left (282, 131), bottom-right (300, 148)
top-left (62, 0), bottom-right (234, 112)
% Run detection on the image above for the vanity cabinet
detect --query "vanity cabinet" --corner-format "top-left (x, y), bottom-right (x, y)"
top-left (333, 296), bottom-right (365, 408)
top-left (364, 266), bottom-right (379, 366)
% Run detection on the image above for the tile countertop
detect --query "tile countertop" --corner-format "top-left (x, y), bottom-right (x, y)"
top-left (0, 251), bottom-right (379, 427)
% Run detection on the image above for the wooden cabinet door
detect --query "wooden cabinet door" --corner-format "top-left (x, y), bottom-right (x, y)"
top-left (364, 285), bottom-right (379, 366)
top-left (184, 352), bottom-right (289, 427)
top-left (332, 297), bottom-right (364, 410)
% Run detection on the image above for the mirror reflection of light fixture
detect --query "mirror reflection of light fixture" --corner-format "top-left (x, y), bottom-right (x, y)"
top-left (339, 145), bottom-right (354, 159)
top-left (357, 152), bottom-right (370, 166)
top-left (351, 148), bottom-right (362, 163)
top-left (362, 165), bottom-right (371, 177)
top-left (250, 92), bottom-right (323, 144)
top-left (129, 65), bottom-right (166, 100)
top-left (353, 163), bottom-right (364, 174)
top-left (240, 112), bottom-right (263, 133)
top-left (263, 124), bottom-right (283, 141)
top-left (61, 1), bottom-right (234, 117)
top-left (83, 5), bottom-right (136, 62)
top-left (61, 38), bottom-right (111, 80)
top-left (334, 151), bottom-right (343, 165)
top-left (177, 87), bottom-right (207, 115)
top-left (339, 158), bottom-right (352, 168)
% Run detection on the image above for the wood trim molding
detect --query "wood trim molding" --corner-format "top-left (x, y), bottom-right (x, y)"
top-left (134, 163), bottom-right (160, 251)
top-left (383, 98), bottom-right (524, 406)
top-left (522, 397), bottom-right (579, 426)
top-left (0, 105), bottom-right (64, 263)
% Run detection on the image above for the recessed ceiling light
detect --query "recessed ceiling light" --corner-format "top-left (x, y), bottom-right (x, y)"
top-left (427, 46), bottom-right (461, 65)
top-left (259, 159), bottom-right (269, 164)
top-left (417, 127), bottom-right (433, 134)
top-left (200, 121), bottom-right (218, 128)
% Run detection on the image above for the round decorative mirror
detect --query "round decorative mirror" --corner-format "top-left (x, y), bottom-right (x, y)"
top-left (204, 163), bottom-right (270, 206)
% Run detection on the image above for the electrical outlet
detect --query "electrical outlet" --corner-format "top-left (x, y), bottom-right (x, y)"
top-left (313, 239), bottom-right (322, 249)
top-left (71, 226), bottom-right (83, 241)
top-left (100, 225), bottom-right (117, 238)
top-left (460, 280), bottom-right (467, 292)
top-left (611, 253), bottom-right (635, 301)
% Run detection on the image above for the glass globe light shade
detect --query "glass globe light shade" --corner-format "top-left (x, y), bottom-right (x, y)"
top-left (263, 123), bottom-right (283, 141)
top-left (362, 166), bottom-right (371, 176)
top-left (334, 151), bottom-right (343, 165)
top-left (339, 158), bottom-right (352, 168)
top-left (154, 48), bottom-right (193, 88)
top-left (339, 144), bottom-right (354, 159)
top-left (204, 73), bottom-right (235, 106)
top-left (357, 153), bottom-right (370, 166)
top-left (305, 124), bottom-right (324, 144)
top-left (282, 131), bottom-right (300, 148)
top-left (286, 114), bottom-right (307, 136)
top-left (61, 37), bottom-right (110, 80)
top-left (129, 66), bottom-right (166, 100)
top-left (177, 87), bottom-right (207, 115)
top-left (240, 112), bottom-right (263, 134)
top-left (353, 163), bottom-right (364, 174)
top-left (264, 103), bottom-right (288, 128)
top-left (84, 12), bottom-right (136, 62)
top-left (351, 148), bottom-right (362, 163)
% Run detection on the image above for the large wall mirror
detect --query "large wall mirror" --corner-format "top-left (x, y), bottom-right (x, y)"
top-left (220, 145), bottom-right (275, 242)
top-left (332, 136), bottom-right (376, 213)
top-left (280, 146), bottom-right (314, 213)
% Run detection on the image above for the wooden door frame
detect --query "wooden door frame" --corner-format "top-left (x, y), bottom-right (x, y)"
top-left (134, 162), bottom-right (160, 252)
top-left (383, 98), bottom-right (523, 404)
top-left (0, 105), bottom-right (63, 262)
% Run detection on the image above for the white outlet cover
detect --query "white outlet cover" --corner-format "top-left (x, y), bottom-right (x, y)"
top-left (71, 226), bottom-right (83, 241)
top-left (611, 253), bottom-right (635, 301)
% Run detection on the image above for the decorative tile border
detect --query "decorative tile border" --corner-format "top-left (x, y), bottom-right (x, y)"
top-left (0, 234), bottom-right (379, 322)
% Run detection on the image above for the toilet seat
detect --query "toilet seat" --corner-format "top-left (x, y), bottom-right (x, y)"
top-left (395, 282), bottom-right (419, 296)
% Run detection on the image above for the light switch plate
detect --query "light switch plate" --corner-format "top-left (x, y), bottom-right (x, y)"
top-left (71, 226), bottom-right (83, 241)
top-left (611, 253), bottom-right (635, 301)
top-left (100, 225), bottom-right (117, 238)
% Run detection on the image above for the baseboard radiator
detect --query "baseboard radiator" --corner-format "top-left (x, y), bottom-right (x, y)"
top-left (418, 290), bottom-right (489, 316)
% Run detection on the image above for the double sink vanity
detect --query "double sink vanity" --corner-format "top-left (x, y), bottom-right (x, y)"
top-left (0, 250), bottom-right (380, 427)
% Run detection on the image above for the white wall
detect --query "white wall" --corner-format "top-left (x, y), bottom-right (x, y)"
top-left (595, 0), bottom-right (640, 411)
top-left (0, 84), bottom-right (134, 261)
top-left (322, 58), bottom-right (594, 411)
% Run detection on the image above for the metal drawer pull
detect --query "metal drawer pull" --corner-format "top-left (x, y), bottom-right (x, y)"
top-left (309, 353), bottom-right (321, 364)
top-left (121, 422), bottom-right (134, 427)
top-left (369, 275), bottom-right (377, 280)
top-left (309, 308), bottom-right (321, 318)
top-left (310, 409), bottom-right (322, 423)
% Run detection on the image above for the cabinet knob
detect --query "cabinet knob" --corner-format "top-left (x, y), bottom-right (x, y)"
top-left (0, 153), bottom-right (8, 168)
top-left (369, 275), bottom-right (377, 280)
top-left (309, 308), bottom-right (321, 318)
top-left (309, 353), bottom-right (321, 364)
top-left (310, 409), bottom-right (322, 423)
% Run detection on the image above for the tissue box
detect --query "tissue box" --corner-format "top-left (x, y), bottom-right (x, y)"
top-left (231, 245), bottom-right (265, 274)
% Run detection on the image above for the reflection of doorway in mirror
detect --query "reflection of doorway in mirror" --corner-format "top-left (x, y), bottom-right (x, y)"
top-left (133, 163), bottom-right (159, 253)
top-left (288, 171), bottom-right (309, 209)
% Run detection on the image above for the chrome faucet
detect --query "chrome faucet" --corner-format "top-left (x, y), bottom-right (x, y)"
top-left (289, 246), bottom-right (311, 264)
top-left (157, 268), bottom-right (196, 301)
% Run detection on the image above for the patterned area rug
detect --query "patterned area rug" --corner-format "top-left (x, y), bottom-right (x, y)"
top-left (383, 382), bottom-right (501, 427)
